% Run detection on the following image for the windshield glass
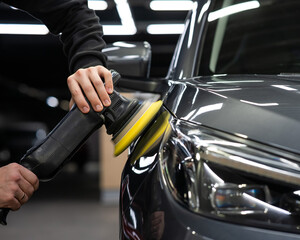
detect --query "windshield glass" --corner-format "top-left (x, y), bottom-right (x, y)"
top-left (199, 0), bottom-right (300, 75)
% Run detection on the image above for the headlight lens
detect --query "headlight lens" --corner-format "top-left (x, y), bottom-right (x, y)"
top-left (160, 120), bottom-right (300, 233)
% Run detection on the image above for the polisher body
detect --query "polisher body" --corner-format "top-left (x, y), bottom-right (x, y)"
top-left (20, 89), bottom-right (141, 181)
top-left (0, 71), bottom-right (162, 225)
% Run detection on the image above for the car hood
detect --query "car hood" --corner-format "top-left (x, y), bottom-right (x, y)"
top-left (163, 75), bottom-right (300, 155)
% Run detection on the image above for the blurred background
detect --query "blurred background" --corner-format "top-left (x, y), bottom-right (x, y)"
top-left (0, 0), bottom-right (190, 238)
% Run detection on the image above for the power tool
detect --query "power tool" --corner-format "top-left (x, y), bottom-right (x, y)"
top-left (0, 70), bottom-right (162, 225)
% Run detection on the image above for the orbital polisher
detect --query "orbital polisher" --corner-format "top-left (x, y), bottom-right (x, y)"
top-left (0, 70), bottom-right (162, 225)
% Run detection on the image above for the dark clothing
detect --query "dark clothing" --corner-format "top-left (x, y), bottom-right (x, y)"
top-left (1, 0), bottom-right (107, 73)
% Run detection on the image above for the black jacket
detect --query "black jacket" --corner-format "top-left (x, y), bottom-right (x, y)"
top-left (2, 0), bottom-right (106, 73)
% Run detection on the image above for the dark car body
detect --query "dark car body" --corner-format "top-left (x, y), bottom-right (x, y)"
top-left (116, 0), bottom-right (300, 239)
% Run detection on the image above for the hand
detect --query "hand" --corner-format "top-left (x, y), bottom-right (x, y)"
top-left (67, 66), bottom-right (113, 113)
top-left (0, 163), bottom-right (39, 211)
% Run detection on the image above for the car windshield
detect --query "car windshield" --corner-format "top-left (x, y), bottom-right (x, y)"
top-left (199, 0), bottom-right (300, 76)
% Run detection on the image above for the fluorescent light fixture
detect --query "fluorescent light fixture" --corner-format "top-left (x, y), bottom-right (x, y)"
top-left (208, 0), bottom-right (260, 22)
top-left (150, 0), bottom-right (194, 11)
top-left (147, 23), bottom-right (185, 35)
top-left (88, 0), bottom-right (108, 10)
top-left (108, 0), bottom-right (136, 35)
top-left (103, 25), bottom-right (136, 35)
top-left (0, 24), bottom-right (49, 35)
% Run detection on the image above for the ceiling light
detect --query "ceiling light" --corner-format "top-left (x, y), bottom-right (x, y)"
top-left (88, 0), bottom-right (108, 10)
top-left (103, 25), bottom-right (136, 35)
top-left (0, 24), bottom-right (49, 35)
top-left (147, 24), bottom-right (185, 35)
top-left (113, 0), bottom-right (137, 35)
top-left (150, 0), bottom-right (194, 11)
top-left (208, 0), bottom-right (260, 22)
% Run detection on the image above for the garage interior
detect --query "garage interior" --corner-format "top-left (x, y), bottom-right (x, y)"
top-left (0, 0), bottom-right (190, 239)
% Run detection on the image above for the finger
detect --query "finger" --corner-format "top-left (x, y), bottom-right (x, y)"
top-left (17, 176), bottom-right (35, 200)
top-left (1, 192), bottom-right (21, 210)
top-left (10, 188), bottom-right (24, 209)
top-left (67, 77), bottom-right (90, 113)
top-left (15, 191), bottom-right (27, 205)
top-left (20, 192), bottom-right (26, 202)
top-left (98, 67), bottom-right (113, 94)
top-left (89, 71), bottom-right (111, 108)
top-left (10, 197), bottom-right (21, 211)
top-left (80, 75), bottom-right (104, 112)
top-left (18, 166), bottom-right (39, 191)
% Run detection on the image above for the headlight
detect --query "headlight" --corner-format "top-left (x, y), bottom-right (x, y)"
top-left (160, 120), bottom-right (300, 233)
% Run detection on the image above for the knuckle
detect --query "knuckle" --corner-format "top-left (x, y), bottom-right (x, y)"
top-left (9, 183), bottom-right (19, 194)
top-left (10, 172), bottom-right (21, 183)
top-left (83, 84), bottom-right (94, 93)
top-left (67, 76), bottom-right (74, 84)
top-left (76, 69), bottom-right (84, 76)
top-left (93, 79), bottom-right (103, 87)
top-left (8, 162), bottom-right (19, 169)
top-left (28, 185), bottom-right (35, 195)
top-left (71, 88), bottom-right (81, 98)
top-left (34, 178), bottom-right (39, 190)
top-left (87, 67), bottom-right (94, 74)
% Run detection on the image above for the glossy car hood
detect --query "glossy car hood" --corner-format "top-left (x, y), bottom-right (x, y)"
top-left (164, 75), bottom-right (300, 155)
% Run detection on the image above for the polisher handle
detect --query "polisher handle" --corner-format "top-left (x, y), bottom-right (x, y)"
top-left (0, 105), bottom-right (104, 225)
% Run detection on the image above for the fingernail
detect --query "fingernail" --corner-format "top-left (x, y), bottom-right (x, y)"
top-left (107, 87), bottom-right (113, 93)
top-left (104, 100), bottom-right (111, 106)
top-left (83, 106), bottom-right (89, 113)
top-left (96, 105), bottom-right (102, 111)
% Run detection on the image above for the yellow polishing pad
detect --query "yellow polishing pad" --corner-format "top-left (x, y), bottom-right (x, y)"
top-left (130, 111), bottom-right (171, 163)
top-left (113, 100), bottom-right (163, 156)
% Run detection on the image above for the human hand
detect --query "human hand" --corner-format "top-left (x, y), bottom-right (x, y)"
top-left (0, 163), bottom-right (39, 211)
top-left (67, 66), bottom-right (113, 113)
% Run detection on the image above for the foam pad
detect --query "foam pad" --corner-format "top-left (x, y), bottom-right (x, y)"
top-left (130, 111), bottom-right (171, 162)
top-left (113, 100), bottom-right (163, 156)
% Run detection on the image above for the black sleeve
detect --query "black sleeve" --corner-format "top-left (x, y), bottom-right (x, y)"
top-left (2, 0), bottom-right (107, 73)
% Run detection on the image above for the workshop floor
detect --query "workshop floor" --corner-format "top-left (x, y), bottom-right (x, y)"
top-left (1, 164), bottom-right (119, 240)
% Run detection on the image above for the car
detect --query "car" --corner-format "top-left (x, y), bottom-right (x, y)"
top-left (106, 0), bottom-right (300, 239)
